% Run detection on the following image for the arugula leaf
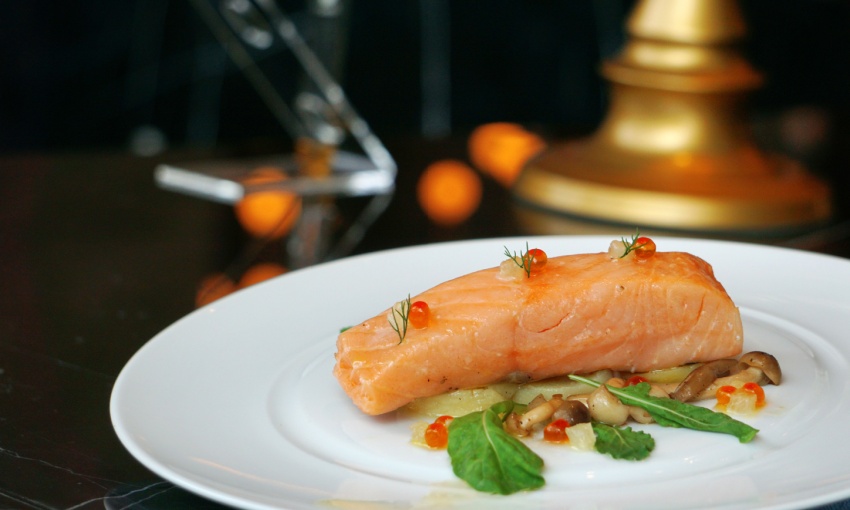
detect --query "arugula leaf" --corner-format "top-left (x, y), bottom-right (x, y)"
top-left (447, 401), bottom-right (545, 495)
top-left (592, 423), bottom-right (655, 460)
top-left (569, 375), bottom-right (759, 443)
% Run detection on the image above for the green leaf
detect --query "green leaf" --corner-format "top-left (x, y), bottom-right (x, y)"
top-left (618, 229), bottom-right (643, 258)
top-left (592, 422), bottom-right (655, 460)
top-left (447, 401), bottom-right (545, 495)
top-left (569, 375), bottom-right (759, 443)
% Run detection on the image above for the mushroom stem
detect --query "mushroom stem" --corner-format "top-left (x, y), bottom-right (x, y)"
top-left (671, 358), bottom-right (738, 402)
top-left (694, 366), bottom-right (770, 400)
top-left (518, 395), bottom-right (564, 430)
top-left (629, 384), bottom-right (670, 424)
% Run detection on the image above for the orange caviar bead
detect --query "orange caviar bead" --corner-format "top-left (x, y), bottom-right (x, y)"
top-left (526, 248), bottom-right (548, 271)
top-left (409, 301), bottom-right (431, 329)
top-left (741, 382), bottom-right (766, 407)
top-left (425, 416), bottom-right (453, 449)
top-left (543, 418), bottom-right (571, 443)
top-left (434, 415), bottom-right (454, 426)
top-left (634, 237), bottom-right (657, 259)
top-left (716, 385), bottom-right (737, 406)
top-left (626, 375), bottom-right (648, 386)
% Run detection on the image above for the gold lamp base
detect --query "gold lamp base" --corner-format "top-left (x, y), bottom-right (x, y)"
top-left (515, 139), bottom-right (831, 234)
top-left (513, 0), bottom-right (832, 236)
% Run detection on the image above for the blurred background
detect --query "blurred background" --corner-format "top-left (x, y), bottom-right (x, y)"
top-left (3, 4), bottom-right (850, 505)
top-left (2, 0), bottom-right (849, 163)
top-left (3, 0), bottom-right (850, 277)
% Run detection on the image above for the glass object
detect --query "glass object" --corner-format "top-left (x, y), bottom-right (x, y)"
top-left (155, 0), bottom-right (395, 267)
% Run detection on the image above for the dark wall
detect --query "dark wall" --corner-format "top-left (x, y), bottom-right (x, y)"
top-left (1, 0), bottom-right (848, 155)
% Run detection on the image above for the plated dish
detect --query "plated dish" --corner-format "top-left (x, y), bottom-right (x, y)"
top-left (111, 236), bottom-right (850, 509)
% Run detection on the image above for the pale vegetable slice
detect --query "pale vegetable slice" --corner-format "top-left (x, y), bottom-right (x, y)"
top-left (631, 364), bottom-right (700, 384)
top-left (726, 390), bottom-right (758, 416)
top-left (401, 383), bottom-right (518, 417)
top-left (566, 422), bottom-right (596, 451)
top-left (409, 421), bottom-right (429, 447)
top-left (512, 370), bottom-right (614, 404)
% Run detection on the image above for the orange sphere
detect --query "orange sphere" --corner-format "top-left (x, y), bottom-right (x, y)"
top-left (238, 262), bottom-right (288, 288)
top-left (468, 123), bottom-right (546, 187)
top-left (234, 167), bottom-right (302, 239)
top-left (416, 160), bottom-right (482, 227)
top-left (195, 272), bottom-right (237, 308)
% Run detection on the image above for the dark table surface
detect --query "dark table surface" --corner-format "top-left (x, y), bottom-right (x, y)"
top-left (2, 134), bottom-right (850, 509)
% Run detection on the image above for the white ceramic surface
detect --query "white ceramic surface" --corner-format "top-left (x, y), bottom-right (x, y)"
top-left (111, 236), bottom-right (850, 509)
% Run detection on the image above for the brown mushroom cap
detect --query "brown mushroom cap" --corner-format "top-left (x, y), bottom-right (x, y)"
top-left (671, 358), bottom-right (739, 402)
top-left (554, 399), bottom-right (591, 425)
top-left (739, 351), bottom-right (782, 385)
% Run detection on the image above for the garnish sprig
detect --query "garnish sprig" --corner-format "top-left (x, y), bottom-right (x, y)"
top-left (388, 295), bottom-right (411, 344)
top-left (504, 242), bottom-right (533, 278)
top-left (608, 229), bottom-right (656, 260)
top-left (618, 229), bottom-right (648, 259)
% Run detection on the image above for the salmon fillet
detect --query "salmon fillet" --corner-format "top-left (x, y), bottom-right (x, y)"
top-left (333, 251), bottom-right (743, 415)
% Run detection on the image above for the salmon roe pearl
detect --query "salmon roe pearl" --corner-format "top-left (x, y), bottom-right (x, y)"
top-left (634, 237), bottom-right (656, 259)
top-left (543, 418), bottom-right (570, 443)
top-left (716, 385), bottom-right (737, 406)
top-left (425, 416), bottom-right (453, 448)
top-left (626, 375), bottom-right (648, 386)
top-left (527, 248), bottom-right (548, 271)
top-left (434, 415), bottom-right (454, 426)
top-left (409, 301), bottom-right (430, 329)
top-left (742, 382), bottom-right (766, 407)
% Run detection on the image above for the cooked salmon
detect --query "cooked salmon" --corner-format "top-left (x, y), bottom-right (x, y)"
top-left (333, 251), bottom-right (743, 415)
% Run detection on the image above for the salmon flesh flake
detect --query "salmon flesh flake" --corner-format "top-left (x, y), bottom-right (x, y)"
top-left (333, 252), bottom-right (743, 415)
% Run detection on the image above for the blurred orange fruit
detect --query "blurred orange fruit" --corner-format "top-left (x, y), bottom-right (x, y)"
top-left (234, 167), bottom-right (302, 239)
top-left (238, 262), bottom-right (288, 288)
top-left (195, 272), bottom-right (237, 308)
top-left (468, 123), bottom-right (546, 187)
top-left (417, 159), bottom-right (482, 227)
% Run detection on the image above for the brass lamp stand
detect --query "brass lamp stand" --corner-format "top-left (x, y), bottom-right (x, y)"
top-left (513, 0), bottom-right (831, 235)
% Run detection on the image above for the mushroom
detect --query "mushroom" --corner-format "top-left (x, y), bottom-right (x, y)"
top-left (670, 358), bottom-right (739, 402)
top-left (693, 366), bottom-right (770, 400)
top-left (587, 384), bottom-right (630, 425)
top-left (518, 394), bottom-right (564, 431)
top-left (553, 399), bottom-right (591, 425)
top-left (670, 351), bottom-right (783, 402)
top-left (629, 406), bottom-right (654, 424)
top-left (738, 351), bottom-right (782, 385)
top-left (504, 411), bottom-right (529, 437)
top-left (628, 384), bottom-right (670, 424)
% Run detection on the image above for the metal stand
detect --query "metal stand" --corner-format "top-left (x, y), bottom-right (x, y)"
top-left (513, 0), bottom-right (831, 236)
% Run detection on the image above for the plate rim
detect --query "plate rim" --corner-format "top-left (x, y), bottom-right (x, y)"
top-left (110, 235), bottom-right (850, 509)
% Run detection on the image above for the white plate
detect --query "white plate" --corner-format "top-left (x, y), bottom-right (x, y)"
top-left (111, 236), bottom-right (850, 510)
